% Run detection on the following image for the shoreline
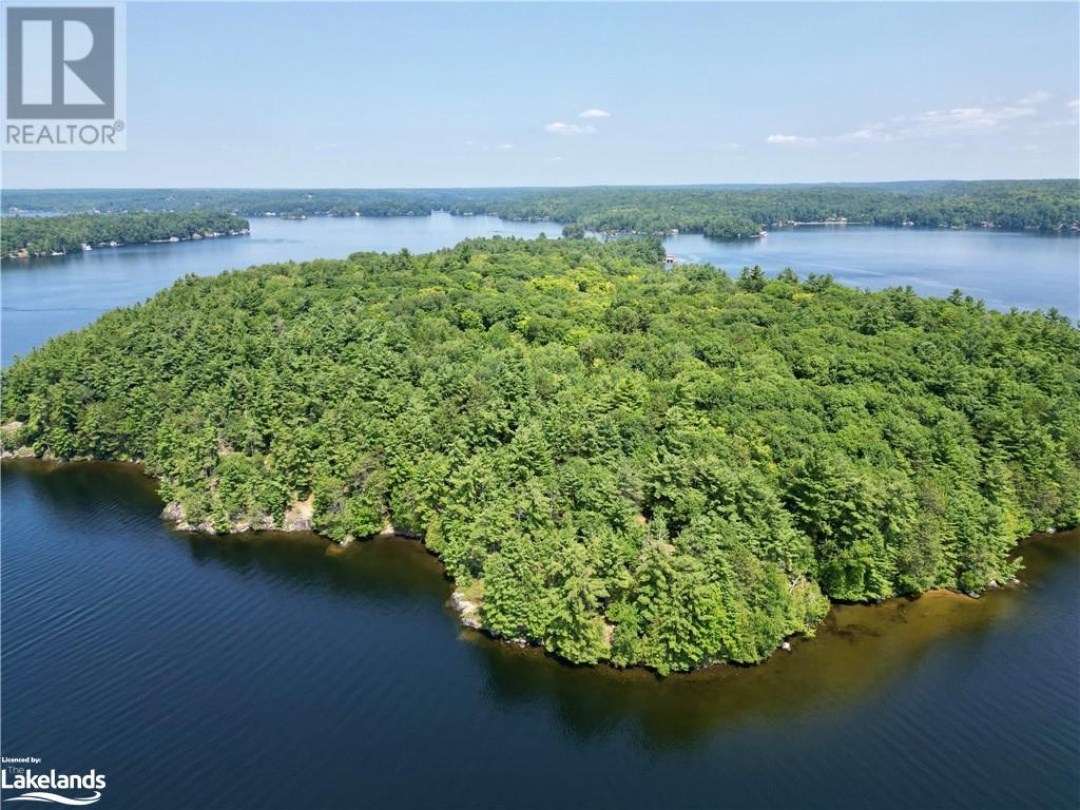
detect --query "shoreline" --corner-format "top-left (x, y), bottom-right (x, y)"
top-left (2, 452), bottom-right (1064, 675)
top-left (3, 229), bottom-right (250, 261)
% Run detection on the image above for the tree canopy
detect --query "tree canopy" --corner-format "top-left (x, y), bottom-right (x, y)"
top-left (3, 236), bottom-right (1077, 673)
top-left (5, 180), bottom-right (1078, 238)
top-left (2, 212), bottom-right (250, 258)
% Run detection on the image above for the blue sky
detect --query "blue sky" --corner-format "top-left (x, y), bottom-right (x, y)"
top-left (5, 1), bottom-right (1079, 188)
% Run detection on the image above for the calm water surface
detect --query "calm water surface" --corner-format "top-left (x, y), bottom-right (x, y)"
top-left (669, 226), bottom-right (1079, 318)
top-left (2, 216), bottom-right (1079, 808)
top-left (3, 216), bottom-right (1078, 365)
top-left (2, 462), bottom-right (1077, 809)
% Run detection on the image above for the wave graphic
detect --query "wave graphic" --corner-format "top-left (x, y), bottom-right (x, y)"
top-left (4, 792), bottom-right (102, 805)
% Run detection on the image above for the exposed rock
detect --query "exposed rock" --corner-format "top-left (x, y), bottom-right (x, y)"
top-left (450, 591), bottom-right (474, 612)
top-left (166, 496), bottom-right (311, 536)
top-left (282, 497), bottom-right (314, 532)
top-left (450, 590), bottom-right (482, 630)
top-left (252, 513), bottom-right (276, 531)
top-left (1, 446), bottom-right (36, 459)
top-left (378, 521), bottom-right (422, 540)
top-left (987, 580), bottom-right (1001, 590)
top-left (232, 514), bottom-right (275, 534)
top-left (160, 501), bottom-right (215, 533)
top-left (461, 615), bottom-right (483, 630)
top-left (781, 641), bottom-right (793, 652)
top-left (161, 501), bottom-right (186, 522)
top-left (0, 420), bottom-right (31, 459)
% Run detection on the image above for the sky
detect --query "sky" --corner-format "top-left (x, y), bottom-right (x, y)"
top-left (3, 1), bottom-right (1079, 188)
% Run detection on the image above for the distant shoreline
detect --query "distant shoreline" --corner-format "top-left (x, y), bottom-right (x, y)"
top-left (5, 180), bottom-right (1077, 241)
top-left (4, 229), bottom-right (250, 261)
top-left (1, 211), bottom-right (252, 261)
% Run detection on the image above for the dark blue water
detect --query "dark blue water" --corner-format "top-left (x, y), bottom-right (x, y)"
top-left (2, 462), bottom-right (1077, 809)
top-left (2, 217), bottom-right (1079, 808)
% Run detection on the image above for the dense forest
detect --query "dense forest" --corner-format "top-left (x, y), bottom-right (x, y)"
top-left (1, 212), bottom-right (250, 258)
top-left (4, 180), bottom-right (1078, 238)
top-left (3, 238), bottom-right (1078, 672)
top-left (486, 181), bottom-right (1080, 236)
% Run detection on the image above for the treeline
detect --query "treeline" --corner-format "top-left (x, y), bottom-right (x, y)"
top-left (4, 180), bottom-right (1078, 236)
top-left (1, 188), bottom-right (523, 219)
top-left (2, 212), bottom-right (250, 258)
top-left (481, 181), bottom-right (1080, 235)
top-left (4, 237), bottom-right (1077, 673)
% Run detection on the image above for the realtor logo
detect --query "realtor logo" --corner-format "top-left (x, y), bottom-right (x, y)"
top-left (4, 4), bottom-right (126, 150)
top-left (6, 6), bottom-right (114, 118)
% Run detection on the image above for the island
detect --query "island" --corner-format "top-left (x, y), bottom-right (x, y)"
top-left (1, 212), bottom-right (250, 259)
top-left (2, 237), bottom-right (1077, 674)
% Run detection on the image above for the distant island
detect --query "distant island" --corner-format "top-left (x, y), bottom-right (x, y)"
top-left (4, 180), bottom-right (1078, 240)
top-left (3, 236), bottom-right (1076, 674)
top-left (1, 212), bottom-right (250, 259)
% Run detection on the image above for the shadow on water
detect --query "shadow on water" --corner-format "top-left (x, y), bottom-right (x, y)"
top-left (5, 459), bottom-right (1077, 747)
top-left (459, 528), bottom-right (1076, 745)
top-left (456, 576), bottom-right (1038, 746)
top-left (181, 530), bottom-right (452, 605)
top-left (1, 458), bottom-right (163, 512)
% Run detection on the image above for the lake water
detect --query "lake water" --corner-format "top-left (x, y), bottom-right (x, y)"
top-left (1, 216), bottom-right (1079, 808)
top-left (2, 462), bottom-right (1077, 809)
top-left (3, 216), bottom-right (1078, 365)
top-left (668, 226), bottom-right (1080, 319)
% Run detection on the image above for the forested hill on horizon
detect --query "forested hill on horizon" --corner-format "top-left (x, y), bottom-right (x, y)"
top-left (4, 179), bottom-right (1078, 239)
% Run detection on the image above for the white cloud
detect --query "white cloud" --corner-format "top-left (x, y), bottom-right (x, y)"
top-left (834, 100), bottom-right (1043, 144)
top-left (911, 105), bottom-right (1036, 131)
top-left (765, 134), bottom-right (815, 145)
top-left (495, 143), bottom-right (514, 151)
top-left (578, 109), bottom-right (611, 119)
top-left (715, 142), bottom-right (741, 151)
top-left (1068, 99), bottom-right (1080, 110)
top-left (544, 122), bottom-right (597, 136)
top-left (838, 127), bottom-right (900, 143)
top-left (1018, 91), bottom-right (1050, 106)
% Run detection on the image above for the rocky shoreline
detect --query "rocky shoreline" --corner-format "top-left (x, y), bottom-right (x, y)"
top-left (159, 497), bottom-right (315, 535)
top-left (0, 449), bottom-right (1043, 670)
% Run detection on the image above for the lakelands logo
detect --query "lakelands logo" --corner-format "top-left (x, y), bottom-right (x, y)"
top-left (3, 3), bottom-right (126, 150)
top-left (1, 758), bottom-right (106, 806)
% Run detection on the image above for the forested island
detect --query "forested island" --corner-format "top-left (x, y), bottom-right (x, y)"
top-left (1, 212), bottom-right (250, 258)
top-left (3, 237), bottom-right (1077, 673)
top-left (4, 180), bottom-right (1078, 239)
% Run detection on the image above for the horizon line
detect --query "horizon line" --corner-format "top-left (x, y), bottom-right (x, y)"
top-left (5, 178), bottom-right (1079, 194)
